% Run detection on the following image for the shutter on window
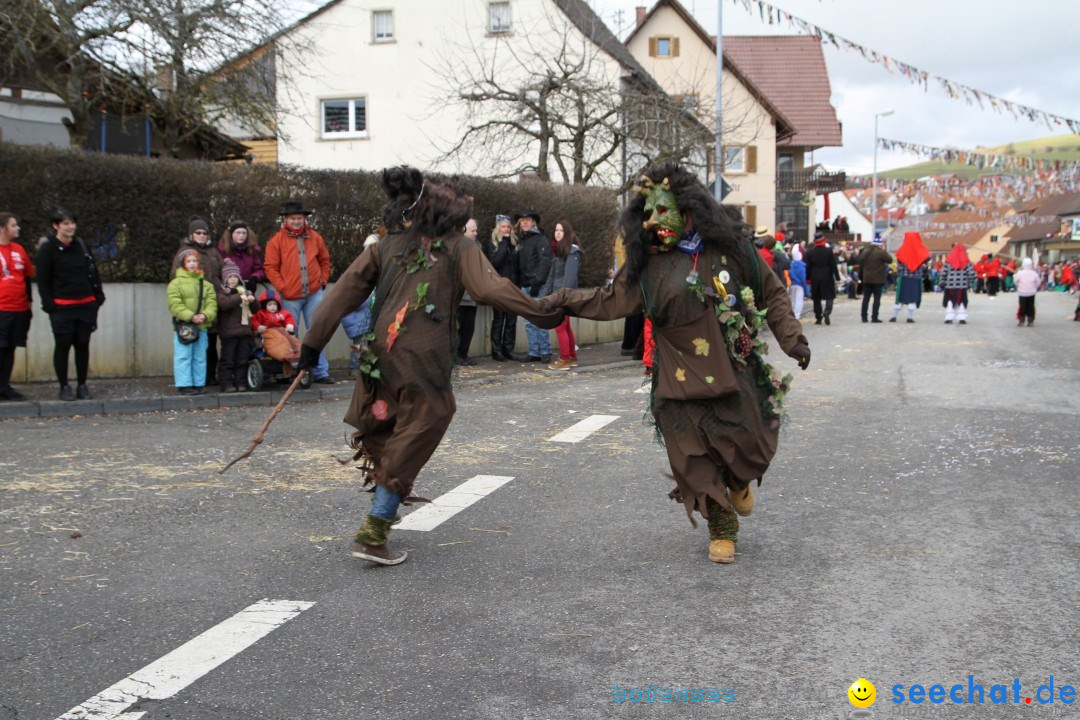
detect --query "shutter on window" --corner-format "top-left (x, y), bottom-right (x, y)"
top-left (672, 38), bottom-right (680, 57)
top-left (649, 37), bottom-right (658, 57)
top-left (746, 146), bottom-right (758, 173)
top-left (745, 206), bottom-right (757, 227)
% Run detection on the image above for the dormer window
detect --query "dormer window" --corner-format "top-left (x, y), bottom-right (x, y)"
top-left (649, 36), bottom-right (679, 58)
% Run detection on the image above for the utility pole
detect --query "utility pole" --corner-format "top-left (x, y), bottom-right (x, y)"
top-left (714, 1), bottom-right (723, 202)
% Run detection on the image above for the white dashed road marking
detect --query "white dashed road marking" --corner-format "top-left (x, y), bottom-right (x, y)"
top-left (394, 475), bottom-right (515, 532)
top-left (547, 414), bottom-right (619, 443)
top-left (57, 599), bottom-right (315, 720)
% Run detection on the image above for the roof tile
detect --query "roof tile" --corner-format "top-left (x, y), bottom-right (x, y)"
top-left (723, 36), bottom-right (842, 149)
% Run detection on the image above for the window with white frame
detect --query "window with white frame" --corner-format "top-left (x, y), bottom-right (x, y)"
top-left (489, 2), bottom-right (511, 33)
top-left (321, 97), bottom-right (367, 138)
top-left (373, 10), bottom-right (393, 41)
top-left (723, 146), bottom-right (745, 173)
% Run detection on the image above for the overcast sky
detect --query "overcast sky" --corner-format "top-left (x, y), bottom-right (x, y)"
top-left (586, 0), bottom-right (1080, 175)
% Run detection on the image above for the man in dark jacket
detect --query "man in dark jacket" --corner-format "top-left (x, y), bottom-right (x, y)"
top-left (805, 232), bottom-right (841, 325)
top-left (856, 237), bottom-right (893, 323)
top-left (514, 210), bottom-right (552, 362)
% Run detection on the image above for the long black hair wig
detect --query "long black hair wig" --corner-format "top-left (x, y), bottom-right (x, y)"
top-left (619, 162), bottom-right (754, 284)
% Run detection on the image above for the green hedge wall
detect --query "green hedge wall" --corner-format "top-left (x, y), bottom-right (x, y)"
top-left (0, 143), bottom-right (618, 288)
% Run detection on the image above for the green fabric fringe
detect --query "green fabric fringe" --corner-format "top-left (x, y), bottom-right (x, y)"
top-left (706, 496), bottom-right (739, 542)
top-left (355, 514), bottom-right (394, 546)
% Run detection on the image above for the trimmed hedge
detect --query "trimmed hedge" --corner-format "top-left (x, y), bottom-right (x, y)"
top-left (0, 143), bottom-right (618, 288)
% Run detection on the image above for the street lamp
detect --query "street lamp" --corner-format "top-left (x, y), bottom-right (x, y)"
top-left (871, 109), bottom-right (894, 243)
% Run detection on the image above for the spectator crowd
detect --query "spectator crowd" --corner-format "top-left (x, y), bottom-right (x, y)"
top-left (0, 201), bottom-right (595, 401)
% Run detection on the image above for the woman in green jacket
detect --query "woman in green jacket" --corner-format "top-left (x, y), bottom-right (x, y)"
top-left (167, 248), bottom-right (218, 394)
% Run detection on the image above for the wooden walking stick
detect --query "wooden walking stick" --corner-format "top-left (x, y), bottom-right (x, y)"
top-left (219, 370), bottom-right (307, 474)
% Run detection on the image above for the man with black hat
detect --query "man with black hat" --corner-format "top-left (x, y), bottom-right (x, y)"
top-left (514, 210), bottom-right (553, 362)
top-left (264, 201), bottom-right (334, 384)
top-left (804, 231), bottom-right (840, 325)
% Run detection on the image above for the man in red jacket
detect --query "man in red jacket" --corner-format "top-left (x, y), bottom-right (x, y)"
top-left (264, 201), bottom-right (334, 383)
top-left (985, 254), bottom-right (1003, 297)
top-left (753, 227), bottom-right (775, 269)
top-left (0, 212), bottom-right (33, 401)
top-left (974, 254), bottom-right (988, 294)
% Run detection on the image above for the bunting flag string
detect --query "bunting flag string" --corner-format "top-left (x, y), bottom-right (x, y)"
top-left (877, 138), bottom-right (1080, 172)
top-left (733, 0), bottom-right (1080, 133)
top-left (848, 166), bottom-right (1080, 202)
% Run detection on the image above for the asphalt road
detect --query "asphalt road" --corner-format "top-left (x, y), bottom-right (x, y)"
top-left (1, 291), bottom-right (1078, 720)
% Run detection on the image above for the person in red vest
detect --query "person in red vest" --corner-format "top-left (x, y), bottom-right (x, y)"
top-left (753, 227), bottom-right (774, 269)
top-left (985, 254), bottom-right (1003, 297)
top-left (974, 254), bottom-right (988, 294)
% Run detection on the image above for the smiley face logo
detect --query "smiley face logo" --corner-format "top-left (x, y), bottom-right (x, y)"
top-left (847, 678), bottom-right (876, 708)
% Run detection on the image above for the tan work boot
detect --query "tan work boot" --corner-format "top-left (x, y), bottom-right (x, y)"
top-left (729, 486), bottom-right (754, 516)
top-left (708, 539), bottom-right (735, 564)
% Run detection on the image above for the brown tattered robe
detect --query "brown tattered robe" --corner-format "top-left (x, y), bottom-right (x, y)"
top-left (304, 231), bottom-right (562, 497)
top-left (549, 243), bottom-right (807, 525)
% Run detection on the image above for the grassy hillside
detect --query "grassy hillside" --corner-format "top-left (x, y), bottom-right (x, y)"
top-left (874, 133), bottom-right (1080, 180)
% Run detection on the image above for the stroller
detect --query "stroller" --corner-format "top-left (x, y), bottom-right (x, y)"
top-left (245, 290), bottom-right (313, 391)
top-left (245, 333), bottom-right (313, 391)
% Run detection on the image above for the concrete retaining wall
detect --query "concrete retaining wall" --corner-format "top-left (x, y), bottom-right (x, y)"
top-left (12, 283), bottom-right (625, 381)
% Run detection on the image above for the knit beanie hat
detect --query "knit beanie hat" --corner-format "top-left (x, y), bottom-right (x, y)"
top-left (177, 248), bottom-right (200, 268)
top-left (188, 217), bottom-right (210, 236)
top-left (222, 258), bottom-right (241, 283)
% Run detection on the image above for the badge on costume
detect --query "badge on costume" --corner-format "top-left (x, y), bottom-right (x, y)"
top-left (676, 230), bottom-right (704, 254)
top-left (719, 270), bottom-right (730, 284)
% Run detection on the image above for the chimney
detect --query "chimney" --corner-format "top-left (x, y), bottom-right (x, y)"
top-left (636, 6), bottom-right (647, 28)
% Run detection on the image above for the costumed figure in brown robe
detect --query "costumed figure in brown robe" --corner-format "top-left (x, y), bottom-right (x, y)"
top-left (298, 167), bottom-right (563, 565)
top-left (542, 163), bottom-right (811, 564)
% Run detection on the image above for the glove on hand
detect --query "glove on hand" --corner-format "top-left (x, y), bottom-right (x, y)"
top-left (788, 343), bottom-right (811, 370)
top-left (298, 344), bottom-right (321, 371)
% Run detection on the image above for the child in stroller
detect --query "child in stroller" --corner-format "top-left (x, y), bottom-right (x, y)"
top-left (247, 290), bottom-right (312, 390)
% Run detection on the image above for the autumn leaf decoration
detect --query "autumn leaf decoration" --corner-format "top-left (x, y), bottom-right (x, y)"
top-left (387, 301), bottom-right (409, 350)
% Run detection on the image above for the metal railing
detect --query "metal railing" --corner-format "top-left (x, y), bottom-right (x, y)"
top-left (777, 169), bottom-right (846, 193)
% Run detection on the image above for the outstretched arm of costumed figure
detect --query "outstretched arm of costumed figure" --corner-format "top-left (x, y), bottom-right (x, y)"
top-left (458, 242), bottom-right (564, 329)
top-left (757, 253), bottom-right (811, 370)
top-left (539, 265), bottom-right (644, 321)
top-left (298, 245), bottom-right (381, 366)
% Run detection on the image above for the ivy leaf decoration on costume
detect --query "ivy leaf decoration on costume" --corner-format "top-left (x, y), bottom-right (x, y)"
top-left (413, 282), bottom-right (429, 309)
top-left (674, 367), bottom-right (687, 382)
top-left (714, 277), bottom-right (792, 422)
top-left (692, 337), bottom-right (710, 356)
top-left (688, 275), bottom-right (706, 301)
top-left (404, 238), bottom-right (441, 274)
